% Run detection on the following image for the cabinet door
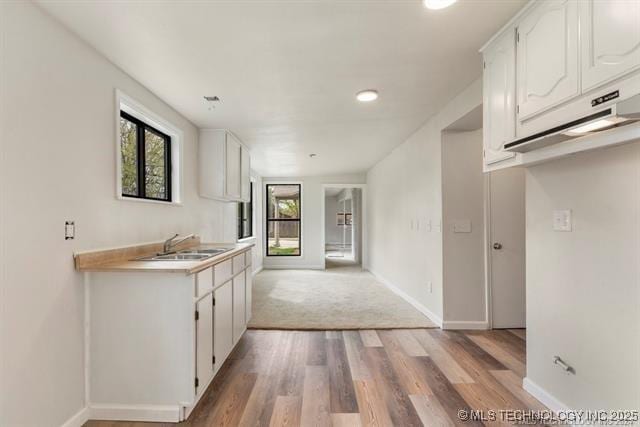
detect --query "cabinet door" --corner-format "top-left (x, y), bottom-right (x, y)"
top-left (580, 0), bottom-right (640, 92)
top-left (195, 293), bottom-right (213, 395)
top-left (240, 146), bottom-right (251, 202)
top-left (517, 0), bottom-right (579, 120)
top-left (198, 130), bottom-right (226, 200)
top-left (483, 29), bottom-right (516, 166)
top-left (232, 272), bottom-right (246, 343)
top-left (213, 281), bottom-right (233, 374)
top-left (225, 133), bottom-right (242, 200)
top-left (245, 269), bottom-right (253, 324)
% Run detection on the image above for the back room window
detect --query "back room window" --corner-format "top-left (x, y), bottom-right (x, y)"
top-left (120, 111), bottom-right (172, 202)
top-left (266, 184), bottom-right (301, 256)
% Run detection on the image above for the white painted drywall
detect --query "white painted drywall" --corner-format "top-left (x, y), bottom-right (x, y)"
top-left (325, 195), bottom-right (347, 245)
top-left (0, 3), bottom-right (248, 426)
top-left (526, 142), bottom-right (640, 410)
top-left (442, 130), bottom-right (486, 323)
top-left (366, 79), bottom-right (482, 322)
top-left (262, 175), bottom-right (365, 269)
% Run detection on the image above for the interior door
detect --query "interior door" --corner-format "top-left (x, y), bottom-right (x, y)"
top-left (489, 167), bottom-right (526, 328)
top-left (483, 29), bottom-right (517, 165)
top-left (517, 0), bottom-right (579, 120)
top-left (580, 0), bottom-right (640, 92)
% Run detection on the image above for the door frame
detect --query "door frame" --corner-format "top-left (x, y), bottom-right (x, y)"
top-left (483, 173), bottom-right (495, 329)
top-left (320, 184), bottom-right (367, 270)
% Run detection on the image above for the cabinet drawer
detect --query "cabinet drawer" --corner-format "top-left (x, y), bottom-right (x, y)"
top-left (233, 254), bottom-right (246, 272)
top-left (196, 267), bottom-right (213, 297)
top-left (214, 259), bottom-right (233, 287)
top-left (244, 249), bottom-right (252, 267)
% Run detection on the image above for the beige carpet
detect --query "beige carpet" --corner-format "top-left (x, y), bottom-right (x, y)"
top-left (247, 260), bottom-right (436, 330)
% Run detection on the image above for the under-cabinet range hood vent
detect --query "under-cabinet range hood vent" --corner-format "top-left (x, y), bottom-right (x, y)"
top-left (504, 92), bottom-right (640, 153)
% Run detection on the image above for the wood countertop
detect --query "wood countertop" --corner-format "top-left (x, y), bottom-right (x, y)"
top-left (74, 240), bottom-right (254, 275)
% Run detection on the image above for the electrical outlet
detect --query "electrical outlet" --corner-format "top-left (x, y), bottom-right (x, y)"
top-left (553, 210), bottom-right (572, 232)
top-left (65, 221), bottom-right (75, 240)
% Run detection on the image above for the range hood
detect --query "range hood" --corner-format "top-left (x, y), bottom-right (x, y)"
top-left (504, 92), bottom-right (640, 153)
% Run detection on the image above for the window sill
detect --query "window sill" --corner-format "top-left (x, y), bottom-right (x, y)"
top-left (238, 236), bottom-right (256, 243)
top-left (117, 195), bottom-right (183, 207)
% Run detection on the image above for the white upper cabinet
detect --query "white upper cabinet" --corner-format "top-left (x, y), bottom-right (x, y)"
top-left (199, 130), bottom-right (251, 202)
top-left (516, 0), bottom-right (579, 121)
top-left (240, 145), bottom-right (251, 202)
top-left (483, 29), bottom-right (517, 166)
top-left (580, 0), bottom-right (640, 92)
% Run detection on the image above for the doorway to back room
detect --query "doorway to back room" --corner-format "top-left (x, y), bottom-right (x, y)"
top-left (324, 186), bottom-right (362, 268)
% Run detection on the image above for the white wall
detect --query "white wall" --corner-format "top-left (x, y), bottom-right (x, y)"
top-left (0, 3), bottom-right (242, 426)
top-left (441, 130), bottom-right (485, 323)
top-left (525, 142), bottom-right (640, 411)
top-left (262, 175), bottom-right (365, 269)
top-left (324, 195), bottom-right (346, 245)
top-left (366, 79), bottom-right (482, 323)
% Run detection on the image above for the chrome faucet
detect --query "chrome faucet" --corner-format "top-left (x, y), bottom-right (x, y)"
top-left (163, 233), bottom-right (195, 253)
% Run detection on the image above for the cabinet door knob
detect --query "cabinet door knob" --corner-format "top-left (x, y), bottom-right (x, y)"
top-left (493, 243), bottom-right (502, 250)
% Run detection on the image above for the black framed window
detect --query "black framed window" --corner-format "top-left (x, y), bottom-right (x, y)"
top-left (120, 111), bottom-right (172, 202)
top-left (238, 182), bottom-right (253, 239)
top-left (266, 184), bottom-right (301, 256)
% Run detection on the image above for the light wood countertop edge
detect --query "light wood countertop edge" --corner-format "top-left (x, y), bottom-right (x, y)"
top-left (75, 242), bottom-right (255, 275)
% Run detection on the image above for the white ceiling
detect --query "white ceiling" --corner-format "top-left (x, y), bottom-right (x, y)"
top-left (36, 0), bottom-right (525, 177)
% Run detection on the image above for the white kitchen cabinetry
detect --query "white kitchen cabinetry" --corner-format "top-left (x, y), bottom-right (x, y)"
top-left (516, 0), bottom-right (579, 121)
top-left (213, 280), bottom-right (233, 373)
top-left (232, 271), bottom-right (246, 343)
top-left (482, 28), bottom-right (517, 168)
top-left (195, 293), bottom-right (214, 396)
top-left (85, 246), bottom-right (253, 422)
top-left (199, 129), bottom-right (251, 202)
top-left (245, 264), bottom-right (253, 324)
top-left (580, 0), bottom-right (640, 92)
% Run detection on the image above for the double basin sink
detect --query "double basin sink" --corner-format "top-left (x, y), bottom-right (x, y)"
top-left (135, 247), bottom-right (233, 262)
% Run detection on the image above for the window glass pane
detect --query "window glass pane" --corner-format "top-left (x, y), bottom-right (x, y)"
top-left (144, 129), bottom-right (167, 199)
top-left (120, 117), bottom-right (138, 196)
top-left (267, 184), bottom-right (300, 219)
top-left (267, 221), bottom-right (300, 256)
top-left (237, 183), bottom-right (254, 240)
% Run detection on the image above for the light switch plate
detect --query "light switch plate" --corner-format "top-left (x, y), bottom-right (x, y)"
top-left (553, 210), bottom-right (572, 232)
top-left (453, 220), bottom-right (472, 233)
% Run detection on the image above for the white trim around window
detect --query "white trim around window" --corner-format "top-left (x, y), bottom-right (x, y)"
top-left (114, 89), bottom-right (184, 205)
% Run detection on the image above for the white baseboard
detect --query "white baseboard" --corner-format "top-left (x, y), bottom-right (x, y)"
top-left (60, 406), bottom-right (90, 427)
top-left (368, 269), bottom-right (443, 327)
top-left (252, 265), bottom-right (264, 276)
top-left (88, 403), bottom-right (181, 422)
top-left (442, 320), bottom-right (489, 330)
top-left (263, 264), bottom-right (324, 270)
top-left (523, 377), bottom-right (570, 413)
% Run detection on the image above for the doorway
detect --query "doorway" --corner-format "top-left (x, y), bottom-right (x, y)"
top-left (323, 186), bottom-right (363, 269)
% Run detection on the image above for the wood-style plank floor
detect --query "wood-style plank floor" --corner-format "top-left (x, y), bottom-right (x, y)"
top-left (85, 328), bottom-right (545, 427)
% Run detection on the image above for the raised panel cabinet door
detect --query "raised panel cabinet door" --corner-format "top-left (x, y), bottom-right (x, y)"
top-left (245, 269), bottom-right (253, 324)
top-left (195, 293), bottom-right (213, 395)
top-left (232, 271), bottom-right (246, 343)
top-left (240, 146), bottom-right (251, 202)
top-left (213, 281), bottom-right (233, 374)
top-left (580, 0), bottom-right (640, 92)
top-left (517, 0), bottom-right (579, 120)
top-left (225, 133), bottom-right (242, 200)
top-left (483, 29), bottom-right (516, 166)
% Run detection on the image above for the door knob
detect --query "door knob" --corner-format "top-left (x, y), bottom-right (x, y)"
top-left (493, 243), bottom-right (502, 250)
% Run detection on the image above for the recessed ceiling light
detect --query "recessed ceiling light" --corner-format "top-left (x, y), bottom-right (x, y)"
top-left (356, 90), bottom-right (378, 102)
top-left (423, 0), bottom-right (457, 10)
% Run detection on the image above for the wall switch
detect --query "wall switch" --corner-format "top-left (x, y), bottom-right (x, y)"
top-left (453, 220), bottom-right (472, 233)
top-left (427, 281), bottom-right (433, 293)
top-left (553, 210), bottom-right (572, 232)
top-left (65, 221), bottom-right (75, 240)
top-left (434, 220), bottom-right (442, 232)
top-left (426, 220), bottom-right (432, 232)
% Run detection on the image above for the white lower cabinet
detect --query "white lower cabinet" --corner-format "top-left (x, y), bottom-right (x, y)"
top-left (85, 247), bottom-right (253, 423)
top-left (245, 270), bottom-right (253, 323)
top-left (195, 292), bottom-right (214, 395)
top-left (213, 280), bottom-right (234, 374)
top-left (232, 271), bottom-right (246, 343)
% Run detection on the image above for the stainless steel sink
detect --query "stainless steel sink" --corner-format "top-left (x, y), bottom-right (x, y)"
top-left (133, 246), bottom-right (233, 261)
